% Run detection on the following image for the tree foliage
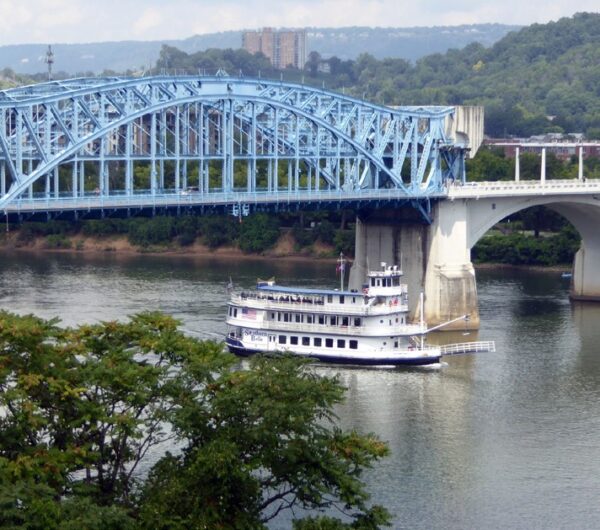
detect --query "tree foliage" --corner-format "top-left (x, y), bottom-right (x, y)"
top-left (472, 224), bottom-right (580, 265)
top-left (0, 311), bottom-right (390, 529)
top-left (238, 213), bottom-right (280, 253)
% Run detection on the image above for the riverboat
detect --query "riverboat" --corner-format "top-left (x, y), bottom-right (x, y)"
top-left (225, 260), bottom-right (494, 366)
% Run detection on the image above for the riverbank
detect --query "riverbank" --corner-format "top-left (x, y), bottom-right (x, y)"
top-left (0, 234), bottom-right (574, 272)
top-left (0, 230), bottom-right (343, 262)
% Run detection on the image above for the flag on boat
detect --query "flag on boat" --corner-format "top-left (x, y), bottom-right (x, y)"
top-left (241, 307), bottom-right (257, 320)
top-left (336, 253), bottom-right (346, 274)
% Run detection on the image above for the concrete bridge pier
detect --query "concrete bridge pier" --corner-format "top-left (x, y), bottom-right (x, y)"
top-left (349, 201), bottom-right (479, 330)
top-left (550, 203), bottom-right (600, 301)
top-left (571, 246), bottom-right (600, 300)
top-left (423, 201), bottom-right (479, 330)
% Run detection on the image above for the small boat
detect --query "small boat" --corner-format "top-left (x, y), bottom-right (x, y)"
top-left (225, 261), bottom-right (494, 366)
top-left (561, 272), bottom-right (573, 279)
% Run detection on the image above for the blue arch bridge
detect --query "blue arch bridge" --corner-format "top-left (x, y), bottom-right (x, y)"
top-left (5, 74), bottom-right (600, 329)
top-left (0, 75), bottom-right (474, 222)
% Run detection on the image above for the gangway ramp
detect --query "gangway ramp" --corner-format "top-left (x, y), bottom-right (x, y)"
top-left (440, 341), bottom-right (495, 356)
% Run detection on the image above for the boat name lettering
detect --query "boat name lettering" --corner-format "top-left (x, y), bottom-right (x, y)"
top-left (243, 330), bottom-right (268, 340)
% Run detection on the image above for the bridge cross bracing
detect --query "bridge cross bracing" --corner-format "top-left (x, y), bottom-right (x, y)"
top-left (0, 75), bottom-right (465, 219)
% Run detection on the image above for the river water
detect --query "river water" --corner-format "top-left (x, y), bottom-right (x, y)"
top-left (0, 251), bottom-right (598, 529)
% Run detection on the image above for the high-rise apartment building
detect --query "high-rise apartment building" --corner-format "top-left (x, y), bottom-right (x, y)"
top-left (242, 28), bottom-right (306, 69)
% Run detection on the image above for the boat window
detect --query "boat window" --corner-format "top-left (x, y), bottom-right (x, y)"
top-left (341, 317), bottom-right (349, 327)
top-left (307, 315), bottom-right (313, 324)
top-left (393, 277), bottom-right (400, 286)
top-left (290, 336), bottom-right (298, 345)
top-left (278, 335), bottom-right (287, 344)
top-left (349, 340), bottom-right (358, 349)
top-left (271, 312), bottom-right (275, 319)
top-left (277, 313), bottom-right (282, 321)
top-left (337, 339), bottom-right (345, 348)
top-left (330, 316), bottom-right (338, 326)
top-left (371, 278), bottom-right (375, 287)
top-left (295, 314), bottom-right (302, 323)
top-left (401, 317), bottom-right (404, 324)
top-left (314, 337), bottom-right (322, 347)
top-left (396, 317), bottom-right (399, 323)
top-left (234, 309), bottom-right (238, 317)
top-left (318, 315), bottom-right (325, 325)
top-left (352, 297), bottom-right (356, 304)
top-left (302, 337), bottom-right (310, 346)
top-left (354, 317), bottom-right (361, 327)
top-left (339, 295), bottom-right (345, 304)
top-left (284, 313), bottom-right (289, 322)
top-left (327, 295), bottom-right (333, 303)
top-left (325, 338), bottom-right (333, 348)
top-left (394, 341), bottom-right (398, 348)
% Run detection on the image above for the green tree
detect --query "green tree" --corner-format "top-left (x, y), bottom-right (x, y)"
top-left (138, 355), bottom-right (390, 529)
top-left (239, 213), bottom-right (280, 253)
top-left (0, 311), bottom-right (390, 528)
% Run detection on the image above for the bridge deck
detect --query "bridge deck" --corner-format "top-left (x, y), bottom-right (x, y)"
top-left (2, 188), bottom-right (445, 216)
top-left (448, 179), bottom-right (600, 198)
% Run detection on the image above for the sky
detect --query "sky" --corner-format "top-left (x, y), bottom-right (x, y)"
top-left (0, 0), bottom-right (597, 45)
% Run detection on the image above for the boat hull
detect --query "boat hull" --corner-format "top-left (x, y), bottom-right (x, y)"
top-left (225, 337), bottom-right (441, 366)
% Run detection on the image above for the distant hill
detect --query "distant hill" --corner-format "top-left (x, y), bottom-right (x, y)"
top-left (340, 12), bottom-right (600, 137)
top-left (0, 24), bottom-right (518, 75)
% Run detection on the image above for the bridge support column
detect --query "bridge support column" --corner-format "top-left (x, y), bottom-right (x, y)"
top-left (423, 200), bottom-right (479, 330)
top-left (349, 217), bottom-right (428, 318)
top-left (349, 201), bottom-right (479, 330)
top-left (571, 246), bottom-right (600, 300)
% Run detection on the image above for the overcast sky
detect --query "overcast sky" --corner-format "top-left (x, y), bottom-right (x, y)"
top-left (0, 0), bottom-right (597, 45)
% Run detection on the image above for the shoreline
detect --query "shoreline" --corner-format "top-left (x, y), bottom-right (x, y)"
top-left (0, 241), bottom-right (573, 271)
top-left (0, 239), bottom-right (342, 263)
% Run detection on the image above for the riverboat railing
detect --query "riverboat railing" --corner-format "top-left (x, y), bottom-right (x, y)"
top-left (227, 318), bottom-right (427, 337)
top-left (231, 292), bottom-right (409, 315)
top-left (439, 341), bottom-right (496, 355)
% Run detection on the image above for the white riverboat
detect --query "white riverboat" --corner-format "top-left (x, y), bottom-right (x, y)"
top-left (225, 261), bottom-right (494, 366)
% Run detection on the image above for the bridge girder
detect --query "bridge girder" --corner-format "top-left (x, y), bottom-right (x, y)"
top-left (0, 76), bottom-right (463, 212)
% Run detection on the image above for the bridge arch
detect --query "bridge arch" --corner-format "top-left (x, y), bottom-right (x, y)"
top-left (466, 195), bottom-right (600, 249)
top-left (0, 76), bottom-right (462, 211)
top-left (1, 95), bottom-right (405, 204)
top-left (466, 194), bottom-right (600, 300)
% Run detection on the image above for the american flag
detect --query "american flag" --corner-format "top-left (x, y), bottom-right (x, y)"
top-left (242, 308), bottom-right (257, 320)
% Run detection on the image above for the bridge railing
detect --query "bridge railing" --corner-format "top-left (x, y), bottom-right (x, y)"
top-left (447, 179), bottom-right (600, 198)
top-left (3, 187), bottom-right (446, 214)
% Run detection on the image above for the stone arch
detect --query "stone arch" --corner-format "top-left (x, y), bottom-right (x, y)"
top-left (466, 195), bottom-right (600, 299)
top-left (466, 195), bottom-right (600, 249)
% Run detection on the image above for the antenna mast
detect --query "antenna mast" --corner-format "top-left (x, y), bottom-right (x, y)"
top-left (45, 45), bottom-right (54, 81)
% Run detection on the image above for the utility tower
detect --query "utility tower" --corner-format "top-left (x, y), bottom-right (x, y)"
top-left (45, 45), bottom-right (54, 81)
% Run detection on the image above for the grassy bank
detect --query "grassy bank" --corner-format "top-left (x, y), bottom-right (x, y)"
top-left (0, 213), bottom-right (356, 260)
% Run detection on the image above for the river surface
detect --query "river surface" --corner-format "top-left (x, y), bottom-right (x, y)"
top-left (0, 251), bottom-right (598, 529)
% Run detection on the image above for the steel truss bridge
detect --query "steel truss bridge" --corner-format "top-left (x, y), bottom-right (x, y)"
top-left (0, 75), bottom-right (466, 222)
